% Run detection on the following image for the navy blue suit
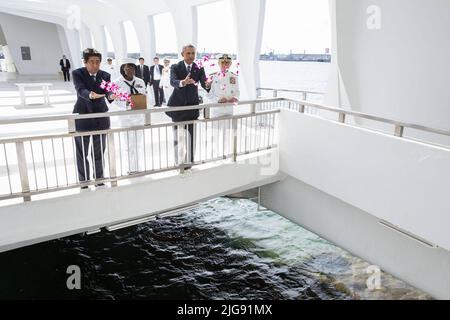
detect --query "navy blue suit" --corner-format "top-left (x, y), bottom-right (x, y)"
top-left (72, 67), bottom-right (113, 131)
top-left (166, 61), bottom-right (209, 121)
top-left (166, 61), bottom-right (210, 165)
top-left (72, 67), bottom-right (114, 183)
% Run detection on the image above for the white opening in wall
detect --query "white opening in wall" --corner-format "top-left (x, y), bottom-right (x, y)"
top-left (103, 25), bottom-right (115, 59)
top-left (259, 0), bottom-right (331, 102)
top-left (122, 20), bottom-right (140, 58)
top-left (197, 0), bottom-right (237, 56)
top-left (153, 12), bottom-right (177, 57)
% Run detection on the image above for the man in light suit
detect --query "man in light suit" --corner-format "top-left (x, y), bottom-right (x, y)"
top-left (149, 57), bottom-right (165, 107)
top-left (166, 44), bottom-right (211, 168)
top-left (72, 48), bottom-right (115, 189)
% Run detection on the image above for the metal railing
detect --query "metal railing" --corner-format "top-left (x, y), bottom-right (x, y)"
top-left (285, 99), bottom-right (450, 139)
top-left (0, 99), bottom-right (280, 202)
top-left (257, 87), bottom-right (324, 115)
top-left (257, 87), bottom-right (324, 98)
top-left (2, 96), bottom-right (449, 203)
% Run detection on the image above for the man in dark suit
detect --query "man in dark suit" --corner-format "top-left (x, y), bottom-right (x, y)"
top-left (135, 57), bottom-right (150, 87)
top-left (150, 57), bottom-right (165, 107)
top-left (72, 48), bottom-right (115, 189)
top-left (166, 44), bottom-right (211, 169)
top-left (59, 55), bottom-right (71, 82)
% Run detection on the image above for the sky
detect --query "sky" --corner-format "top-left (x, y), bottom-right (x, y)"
top-left (106, 0), bottom-right (331, 55)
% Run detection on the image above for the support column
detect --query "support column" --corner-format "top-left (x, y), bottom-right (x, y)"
top-left (165, 0), bottom-right (198, 57)
top-left (324, 0), bottom-right (351, 109)
top-left (91, 24), bottom-right (108, 59)
top-left (230, 0), bottom-right (266, 100)
top-left (107, 22), bottom-right (127, 61)
top-left (63, 27), bottom-right (82, 69)
top-left (131, 15), bottom-right (155, 60)
top-left (79, 23), bottom-right (92, 50)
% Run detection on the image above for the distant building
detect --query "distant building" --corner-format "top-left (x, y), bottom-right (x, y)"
top-left (259, 53), bottom-right (331, 63)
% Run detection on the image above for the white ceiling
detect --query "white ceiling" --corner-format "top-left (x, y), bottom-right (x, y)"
top-left (0, 0), bottom-right (221, 28)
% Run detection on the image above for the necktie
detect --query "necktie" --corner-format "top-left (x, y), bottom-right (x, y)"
top-left (91, 75), bottom-right (96, 82)
top-left (125, 81), bottom-right (138, 94)
top-left (187, 65), bottom-right (191, 74)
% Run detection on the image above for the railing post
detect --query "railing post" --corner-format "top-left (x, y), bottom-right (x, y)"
top-left (68, 119), bottom-right (76, 133)
top-left (250, 103), bottom-right (256, 114)
top-left (232, 118), bottom-right (238, 162)
top-left (273, 90), bottom-right (278, 98)
top-left (145, 112), bottom-right (152, 126)
top-left (15, 141), bottom-right (31, 201)
top-left (204, 107), bottom-right (210, 120)
top-left (178, 125), bottom-right (186, 173)
top-left (299, 91), bottom-right (307, 113)
top-left (338, 113), bottom-right (346, 123)
top-left (302, 92), bottom-right (307, 101)
top-left (107, 133), bottom-right (118, 187)
top-left (394, 125), bottom-right (404, 137)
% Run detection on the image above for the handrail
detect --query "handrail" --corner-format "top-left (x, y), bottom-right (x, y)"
top-left (257, 87), bottom-right (325, 95)
top-left (289, 99), bottom-right (450, 138)
top-left (1, 95), bottom-right (448, 139)
top-left (0, 109), bottom-right (280, 144)
top-left (0, 97), bottom-right (284, 125)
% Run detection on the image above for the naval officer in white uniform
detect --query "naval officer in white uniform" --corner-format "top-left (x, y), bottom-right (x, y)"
top-left (206, 54), bottom-right (240, 156)
top-left (112, 58), bottom-right (147, 173)
top-left (104, 57), bottom-right (119, 80)
top-left (207, 53), bottom-right (240, 117)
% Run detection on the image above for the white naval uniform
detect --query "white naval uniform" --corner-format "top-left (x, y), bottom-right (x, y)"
top-left (113, 76), bottom-right (147, 173)
top-left (104, 63), bottom-right (119, 81)
top-left (207, 70), bottom-right (240, 118)
top-left (160, 66), bottom-right (173, 105)
top-left (206, 70), bottom-right (240, 157)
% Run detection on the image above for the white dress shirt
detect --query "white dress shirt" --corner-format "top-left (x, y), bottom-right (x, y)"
top-left (153, 65), bottom-right (161, 81)
top-left (179, 62), bottom-right (193, 87)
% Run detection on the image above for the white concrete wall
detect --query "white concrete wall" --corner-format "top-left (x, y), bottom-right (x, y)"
top-left (0, 153), bottom-right (280, 253)
top-left (0, 12), bottom-right (64, 75)
top-left (335, 0), bottom-right (450, 145)
top-left (261, 175), bottom-right (450, 299)
top-left (277, 109), bottom-right (450, 252)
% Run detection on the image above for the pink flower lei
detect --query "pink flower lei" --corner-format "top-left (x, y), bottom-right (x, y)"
top-left (100, 80), bottom-right (134, 107)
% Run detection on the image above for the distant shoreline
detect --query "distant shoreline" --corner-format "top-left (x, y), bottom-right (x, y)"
top-left (121, 52), bottom-right (331, 63)
top-left (259, 59), bottom-right (331, 63)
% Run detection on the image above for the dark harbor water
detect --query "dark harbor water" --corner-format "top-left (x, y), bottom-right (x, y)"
top-left (0, 198), bottom-right (430, 300)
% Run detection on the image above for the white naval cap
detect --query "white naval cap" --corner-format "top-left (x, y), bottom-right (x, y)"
top-left (120, 58), bottom-right (137, 66)
top-left (218, 53), bottom-right (232, 61)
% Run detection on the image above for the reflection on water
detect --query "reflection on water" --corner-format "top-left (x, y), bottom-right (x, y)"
top-left (0, 198), bottom-right (430, 300)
